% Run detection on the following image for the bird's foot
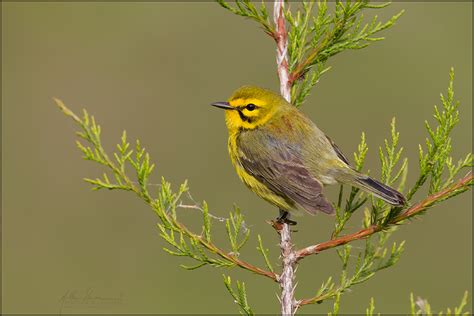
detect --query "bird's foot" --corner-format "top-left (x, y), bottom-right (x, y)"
top-left (277, 210), bottom-right (297, 226)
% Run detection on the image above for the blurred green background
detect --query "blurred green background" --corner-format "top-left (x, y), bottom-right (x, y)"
top-left (2, 2), bottom-right (472, 314)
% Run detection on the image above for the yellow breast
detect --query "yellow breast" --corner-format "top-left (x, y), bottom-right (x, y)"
top-left (227, 130), bottom-right (292, 211)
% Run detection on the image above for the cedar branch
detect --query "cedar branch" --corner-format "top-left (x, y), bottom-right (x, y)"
top-left (54, 98), bottom-right (278, 283)
top-left (295, 173), bottom-right (472, 308)
top-left (296, 172), bottom-right (473, 261)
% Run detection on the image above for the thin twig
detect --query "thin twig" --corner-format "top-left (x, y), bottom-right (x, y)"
top-left (170, 216), bottom-right (278, 281)
top-left (178, 191), bottom-right (251, 234)
top-left (178, 203), bottom-right (227, 222)
top-left (274, 0), bottom-right (291, 102)
top-left (178, 192), bottom-right (227, 221)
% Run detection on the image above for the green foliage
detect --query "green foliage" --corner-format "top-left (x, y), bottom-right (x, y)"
top-left (374, 117), bottom-right (407, 224)
top-left (257, 234), bottom-right (274, 273)
top-left (216, 0), bottom-right (273, 36)
top-left (333, 132), bottom-right (368, 237)
top-left (309, 238), bottom-right (404, 306)
top-left (364, 292), bottom-right (470, 316)
top-left (55, 98), bottom-right (284, 314)
top-left (337, 110), bottom-right (408, 232)
top-left (365, 297), bottom-right (376, 316)
top-left (332, 119), bottom-right (407, 304)
top-left (409, 291), bottom-right (469, 316)
top-left (286, 1), bottom-right (403, 106)
top-left (316, 68), bottom-right (471, 311)
top-left (223, 275), bottom-right (254, 315)
top-left (408, 68), bottom-right (473, 200)
top-left (328, 292), bottom-right (341, 316)
top-left (217, 0), bottom-right (403, 106)
top-left (226, 207), bottom-right (251, 255)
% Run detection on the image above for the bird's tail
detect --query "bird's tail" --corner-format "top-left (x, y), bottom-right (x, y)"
top-left (353, 175), bottom-right (406, 207)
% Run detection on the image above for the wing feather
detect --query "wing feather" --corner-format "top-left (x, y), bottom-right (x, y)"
top-left (325, 135), bottom-right (350, 166)
top-left (237, 131), bottom-right (334, 215)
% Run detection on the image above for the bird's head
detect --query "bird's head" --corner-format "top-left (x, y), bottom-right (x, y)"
top-left (211, 85), bottom-right (289, 132)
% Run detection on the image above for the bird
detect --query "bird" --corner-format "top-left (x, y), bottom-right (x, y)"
top-left (211, 85), bottom-right (406, 224)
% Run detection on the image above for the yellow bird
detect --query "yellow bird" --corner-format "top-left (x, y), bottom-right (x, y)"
top-left (211, 86), bottom-right (405, 224)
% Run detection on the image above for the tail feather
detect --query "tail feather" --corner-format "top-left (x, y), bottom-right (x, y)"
top-left (355, 176), bottom-right (406, 207)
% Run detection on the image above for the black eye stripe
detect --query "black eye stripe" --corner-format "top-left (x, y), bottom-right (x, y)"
top-left (237, 110), bottom-right (253, 123)
top-left (237, 110), bottom-right (248, 122)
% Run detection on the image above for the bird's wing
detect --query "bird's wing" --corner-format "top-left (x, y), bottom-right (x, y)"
top-left (237, 130), bottom-right (334, 215)
top-left (325, 135), bottom-right (350, 166)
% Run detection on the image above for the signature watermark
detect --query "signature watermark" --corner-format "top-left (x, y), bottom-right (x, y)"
top-left (59, 287), bottom-right (124, 314)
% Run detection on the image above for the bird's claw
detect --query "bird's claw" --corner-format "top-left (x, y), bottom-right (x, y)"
top-left (276, 210), bottom-right (298, 226)
top-left (278, 218), bottom-right (298, 226)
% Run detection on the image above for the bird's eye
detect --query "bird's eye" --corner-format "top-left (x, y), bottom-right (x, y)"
top-left (246, 103), bottom-right (256, 111)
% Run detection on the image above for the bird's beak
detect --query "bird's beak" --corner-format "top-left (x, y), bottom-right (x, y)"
top-left (211, 101), bottom-right (234, 110)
